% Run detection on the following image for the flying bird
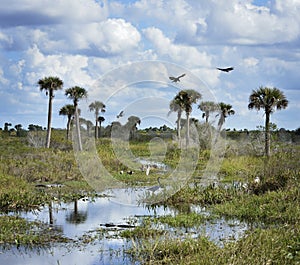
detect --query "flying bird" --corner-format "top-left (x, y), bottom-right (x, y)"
top-left (169, 73), bottom-right (186, 83)
top-left (216, 67), bottom-right (234, 72)
top-left (117, 110), bottom-right (124, 119)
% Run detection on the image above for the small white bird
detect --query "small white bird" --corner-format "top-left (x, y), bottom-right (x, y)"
top-left (254, 177), bottom-right (260, 184)
top-left (146, 165), bottom-right (151, 176)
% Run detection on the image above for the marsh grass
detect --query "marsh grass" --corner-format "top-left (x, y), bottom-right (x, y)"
top-left (213, 186), bottom-right (300, 224)
top-left (0, 173), bottom-right (46, 212)
top-left (0, 131), bottom-right (299, 263)
top-left (158, 212), bottom-right (208, 228)
top-left (0, 215), bottom-right (69, 247)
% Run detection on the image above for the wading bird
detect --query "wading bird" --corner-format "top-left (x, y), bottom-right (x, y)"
top-left (216, 67), bottom-right (234, 72)
top-left (169, 73), bottom-right (186, 83)
top-left (147, 177), bottom-right (162, 192)
top-left (146, 165), bottom-right (151, 176)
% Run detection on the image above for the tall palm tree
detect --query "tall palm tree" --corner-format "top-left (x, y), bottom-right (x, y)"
top-left (65, 86), bottom-right (88, 151)
top-left (248, 86), bottom-right (288, 157)
top-left (198, 101), bottom-right (218, 124)
top-left (59, 104), bottom-right (76, 140)
top-left (97, 116), bottom-right (105, 138)
top-left (89, 101), bottom-right (106, 139)
top-left (168, 99), bottom-right (184, 140)
top-left (217, 102), bottom-right (235, 130)
top-left (174, 89), bottom-right (202, 146)
top-left (38, 76), bottom-right (63, 148)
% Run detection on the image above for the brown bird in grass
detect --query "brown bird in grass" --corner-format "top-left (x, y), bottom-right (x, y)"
top-left (169, 73), bottom-right (186, 83)
top-left (216, 67), bottom-right (234, 72)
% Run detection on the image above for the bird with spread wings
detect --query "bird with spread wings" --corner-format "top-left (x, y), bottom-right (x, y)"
top-left (216, 67), bottom-right (234, 72)
top-left (169, 73), bottom-right (186, 83)
top-left (117, 110), bottom-right (124, 119)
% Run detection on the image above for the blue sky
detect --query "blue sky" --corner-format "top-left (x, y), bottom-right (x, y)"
top-left (0, 0), bottom-right (299, 131)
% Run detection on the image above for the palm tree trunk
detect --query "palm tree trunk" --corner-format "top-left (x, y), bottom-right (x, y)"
top-left (75, 106), bottom-right (83, 151)
top-left (99, 121), bottom-right (102, 138)
top-left (46, 90), bottom-right (53, 148)
top-left (95, 117), bottom-right (99, 139)
top-left (265, 112), bottom-right (270, 157)
top-left (177, 112), bottom-right (181, 140)
top-left (205, 111), bottom-right (209, 123)
top-left (66, 116), bottom-right (71, 140)
top-left (186, 113), bottom-right (190, 147)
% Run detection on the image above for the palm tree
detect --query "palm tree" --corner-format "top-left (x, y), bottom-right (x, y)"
top-left (14, 124), bottom-right (23, 137)
top-left (86, 120), bottom-right (94, 136)
top-left (38, 76), bottom-right (63, 148)
top-left (65, 86), bottom-right (88, 151)
top-left (89, 101), bottom-right (106, 139)
top-left (168, 99), bottom-right (184, 140)
top-left (126, 116), bottom-right (141, 140)
top-left (174, 89), bottom-right (202, 146)
top-left (248, 86), bottom-right (288, 157)
top-left (59, 104), bottom-right (76, 140)
top-left (4, 122), bottom-right (12, 132)
top-left (198, 101), bottom-right (218, 124)
top-left (217, 102), bottom-right (235, 130)
top-left (97, 116), bottom-right (105, 138)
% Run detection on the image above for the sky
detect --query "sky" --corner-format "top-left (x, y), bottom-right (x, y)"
top-left (0, 0), bottom-right (299, 131)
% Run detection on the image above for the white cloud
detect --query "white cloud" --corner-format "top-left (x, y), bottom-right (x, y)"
top-left (0, 0), bottom-right (299, 131)
top-left (0, 0), bottom-right (107, 26)
top-left (243, 57), bottom-right (259, 68)
top-left (143, 27), bottom-right (211, 67)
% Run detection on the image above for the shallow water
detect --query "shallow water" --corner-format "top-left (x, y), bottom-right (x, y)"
top-left (0, 188), bottom-right (248, 265)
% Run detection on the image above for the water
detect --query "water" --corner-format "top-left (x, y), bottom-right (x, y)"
top-left (0, 189), bottom-right (248, 265)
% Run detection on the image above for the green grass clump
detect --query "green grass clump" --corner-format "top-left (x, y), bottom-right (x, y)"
top-left (0, 215), bottom-right (68, 246)
top-left (129, 225), bottom-right (300, 265)
top-left (213, 187), bottom-right (300, 224)
top-left (0, 173), bottom-right (46, 212)
top-left (158, 212), bottom-right (207, 228)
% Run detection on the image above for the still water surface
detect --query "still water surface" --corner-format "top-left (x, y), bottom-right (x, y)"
top-left (0, 188), bottom-right (248, 265)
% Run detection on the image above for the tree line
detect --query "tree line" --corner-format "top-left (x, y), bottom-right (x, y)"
top-left (1, 75), bottom-right (290, 157)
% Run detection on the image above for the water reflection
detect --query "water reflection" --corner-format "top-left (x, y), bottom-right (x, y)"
top-left (0, 189), bottom-right (249, 265)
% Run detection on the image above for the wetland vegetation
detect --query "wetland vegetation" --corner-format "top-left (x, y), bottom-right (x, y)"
top-left (0, 128), bottom-right (299, 264)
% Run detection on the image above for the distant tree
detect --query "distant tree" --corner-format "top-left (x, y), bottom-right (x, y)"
top-left (198, 101), bottom-right (218, 124)
top-left (86, 120), bottom-right (94, 136)
top-left (38, 76), bottom-right (63, 148)
top-left (248, 86), bottom-right (288, 157)
top-left (4, 122), bottom-right (12, 132)
top-left (217, 102), bottom-right (235, 130)
top-left (28, 124), bottom-right (43, 131)
top-left (126, 116), bottom-right (141, 140)
top-left (59, 104), bottom-right (76, 140)
top-left (14, 124), bottom-right (23, 137)
top-left (97, 116), bottom-right (105, 138)
top-left (89, 101), bottom-right (106, 139)
top-left (174, 89), bottom-right (202, 146)
top-left (65, 86), bottom-right (88, 151)
top-left (168, 98), bottom-right (184, 140)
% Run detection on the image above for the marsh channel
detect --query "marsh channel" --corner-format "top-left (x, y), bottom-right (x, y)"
top-left (0, 186), bottom-right (249, 265)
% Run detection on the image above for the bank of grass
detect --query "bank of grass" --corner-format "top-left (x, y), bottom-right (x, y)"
top-left (0, 215), bottom-right (68, 246)
top-left (1, 131), bottom-right (300, 262)
top-left (0, 173), bottom-right (46, 212)
top-left (124, 145), bottom-right (300, 264)
top-left (127, 225), bottom-right (300, 265)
